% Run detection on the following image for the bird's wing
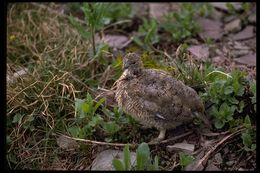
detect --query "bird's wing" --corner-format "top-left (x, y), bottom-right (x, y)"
top-left (126, 70), bottom-right (195, 122)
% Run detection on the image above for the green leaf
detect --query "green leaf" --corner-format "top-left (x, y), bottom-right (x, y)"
top-left (68, 126), bottom-right (80, 137)
top-left (69, 15), bottom-right (91, 39)
top-left (123, 144), bottom-right (131, 170)
top-left (136, 142), bottom-right (150, 170)
top-left (179, 152), bottom-right (194, 167)
top-left (244, 115), bottom-right (252, 129)
top-left (6, 135), bottom-right (11, 144)
top-left (88, 115), bottom-right (103, 127)
top-left (238, 101), bottom-right (245, 113)
top-left (102, 121), bottom-right (120, 135)
top-left (228, 97), bottom-right (239, 104)
top-left (214, 119), bottom-right (225, 129)
top-left (153, 155), bottom-right (159, 170)
top-left (224, 86), bottom-right (233, 95)
top-left (81, 102), bottom-right (90, 114)
top-left (12, 113), bottom-right (23, 124)
top-left (241, 132), bottom-right (252, 148)
top-left (112, 159), bottom-right (125, 170)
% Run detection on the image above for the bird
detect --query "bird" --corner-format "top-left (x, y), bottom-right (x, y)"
top-left (114, 53), bottom-right (210, 143)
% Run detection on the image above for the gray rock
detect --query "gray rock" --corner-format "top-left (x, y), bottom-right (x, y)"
top-left (56, 135), bottom-right (79, 150)
top-left (95, 34), bottom-right (130, 49)
top-left (226, 160), bottom-right (235, 166)
top-left (248, 12), bottom-right (256, 23)
top-left (205, 163), bottom-right (221, 171)
top-left (232, 26), bottom-right (255, 41)
top-left (224, 18), bottom-right (242, 33)
top-left (197, 18), bottom-right (224, 41)
top-left (188, 45), bottom-right (209, 61)
top-left (211, 2), bottom-right (242, 11)
top-left (131, 3), bottom-right (149, 18)
top-left (91, 149), bottom-right (136, 170)
top-left (214, 153), bottom-right (223, 164)
top-left (234, 53), bottom-right (256, 67)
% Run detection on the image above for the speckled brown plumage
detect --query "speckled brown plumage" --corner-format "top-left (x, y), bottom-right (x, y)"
top-left (115, 53), bottom-right (209, 142)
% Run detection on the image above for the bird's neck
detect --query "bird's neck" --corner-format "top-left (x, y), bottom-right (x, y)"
top-left (121, 68), bottom-right (142, 80)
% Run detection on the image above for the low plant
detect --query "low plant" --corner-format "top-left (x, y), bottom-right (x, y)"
top-left (178, 152), bottom-right (195, 169)
top-left (68, 93), bottom-right (105, 138)
top-left (133, 19), bottom-right (159, 51)
top-left (162, 3), bottom-right (213, 43)
top-left (69, 3), bottom-right (107, 57)
top-left (201, 70), bottom-right (248, 129)
top-left (112, 143), bottom-right (159, 170)
top-left (241, 115), bottom-right (256, 152)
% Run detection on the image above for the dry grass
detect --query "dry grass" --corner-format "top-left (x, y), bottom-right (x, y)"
top-left (6, 3), bottom-right (114, 169)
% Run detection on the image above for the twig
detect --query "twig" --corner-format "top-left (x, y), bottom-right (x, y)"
top-left (53, 132), bottom-right (138, 147)
top-left (148, 131), bottom-right (193, 145)
top-left (192, 127), bottom-right (246, 170)
top-left (53, 130), bottom-right (193, 148)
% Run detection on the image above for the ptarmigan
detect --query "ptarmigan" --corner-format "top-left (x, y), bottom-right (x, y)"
top-left (115, 53), bottom-right (210, 142)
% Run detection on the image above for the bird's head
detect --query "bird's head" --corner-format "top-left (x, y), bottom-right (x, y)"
top-left (122, 53), bottom-right (143, 78)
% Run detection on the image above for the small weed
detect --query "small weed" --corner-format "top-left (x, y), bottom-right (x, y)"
top-left (69, 3), bottom-right (107, 57)
top-left (133, 19), bottom-right (159, 51)
top-left (201, 70), bottom-right (250, 129)
top-left (162, 3), bottom-right (212, 43)
top-left (178, 152), bottom-right (194, 169)
top-left (112, 143), bottom-right (159, 170)
top-left (241, 115), bottom-right (256, 152)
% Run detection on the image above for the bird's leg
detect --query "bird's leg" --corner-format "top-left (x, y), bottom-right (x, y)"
top-left (149, 129), bottom-right (166, 143)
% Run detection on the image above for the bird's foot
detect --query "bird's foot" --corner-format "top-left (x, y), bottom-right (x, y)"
top-left (148, 129), bottom-right (166, 144)
top-left (149, 137), bottom-right (164, 144)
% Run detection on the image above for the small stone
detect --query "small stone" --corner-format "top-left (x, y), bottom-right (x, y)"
top-left (167, 143), bottom-right (195, 153)
top-left (226, 160), bottom-right (235, 166)
top-left (224, 15), bottom-right (237, 23)
top-left (56, 135), bottom-right (79, 150)
top-left (197, 18), bottom-right (224, 41)
top-left (211, 2), bottom-right (242, 11)
top-left (91, 149), bottom-right (136, 170)
top-left (132, 3), bottom-right (149, 18)
top-left (231, 49), bottom-right (250, 58)
top-left (149, 3), bottom-right (173, 22)
top-left (232, 26), bottom-right (255, 41)
top-left (188, 45), bottom-right (209, 61)
top-left (96, 34), bottom-right (130, 49)
top-left (205, 163), bottom-right (221, 171)
top-left (234, 53), bottom-right (256, 67)
top-left (214, 153), bottom-right (223, 164)
top-left (224, 18), bottom-right (242, 33)
top-left (211, 8), bottom-right (224, 21)
top-left (248, 13), bottom-right (256, 23)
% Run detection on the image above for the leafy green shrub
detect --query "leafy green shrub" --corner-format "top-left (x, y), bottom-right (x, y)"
top-left (69, 93), bottom-right (136, 142)
top-left (68, 93), bottom-right (105, 138)
top-left (113, 143), bottom-right (159, 170)
top-left (133, 19), bottom-right (159, 51)
top-left (162, 3), bottom-right (213, 43)
top-left (201, 70), bottom-right (248, 129)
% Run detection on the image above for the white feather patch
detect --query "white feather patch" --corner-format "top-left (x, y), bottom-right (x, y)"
top-left (155, 113), bottom-right (166, 120)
